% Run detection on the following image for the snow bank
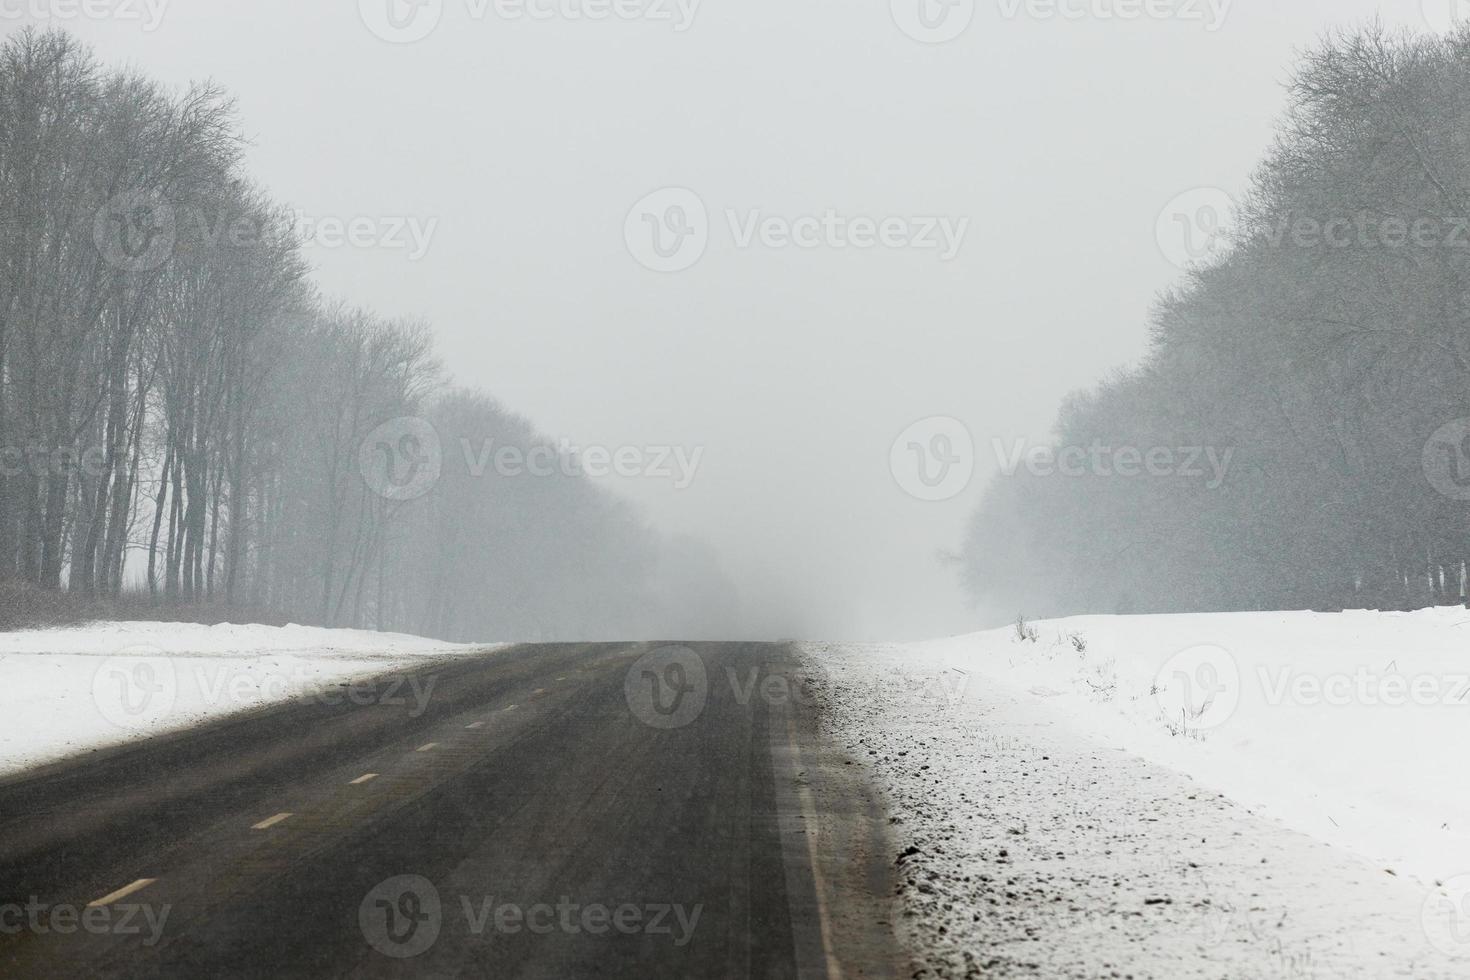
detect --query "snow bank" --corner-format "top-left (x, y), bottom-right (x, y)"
top-left (0, 621), bottom-right (481, 658)
top-left (0, 621), bottom-right (493, 778)
top-left (832, 607), bottom-right (1470, 887)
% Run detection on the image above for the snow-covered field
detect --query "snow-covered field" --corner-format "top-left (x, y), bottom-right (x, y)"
top-left (802, 608), bottom-right (1470, 975)
top-left (0, 622), bottom-right (492, 778)
top-left (818, 608), bottom-right (1470, 887)
top-left (804, 605), bottom-right (1470, 967)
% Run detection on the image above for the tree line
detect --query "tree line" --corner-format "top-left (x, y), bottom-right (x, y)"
top-left (963, 24), bottom-right (1470, 619)
top-left (0, 28), bottom-right (736, 640)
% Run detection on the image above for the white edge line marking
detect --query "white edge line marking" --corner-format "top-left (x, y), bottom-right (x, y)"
top-left (88, 878), bottom-right (156, 907)
top-left (252, 812), bottom-right (293, 830)
top-left (786, 711), bottom-right (844, 980)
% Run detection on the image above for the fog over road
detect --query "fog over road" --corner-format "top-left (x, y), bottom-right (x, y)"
top-left (0, 643), bottom-right (898, 979)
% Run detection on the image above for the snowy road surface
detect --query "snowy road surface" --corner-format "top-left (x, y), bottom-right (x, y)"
top-left (4, 617), bottom-right (1469, 976)
top-left (0, 641), bottom-right (896, 978)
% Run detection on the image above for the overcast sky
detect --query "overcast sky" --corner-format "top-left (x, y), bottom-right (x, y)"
top-left (20, 0), bottom-right (1454, 639)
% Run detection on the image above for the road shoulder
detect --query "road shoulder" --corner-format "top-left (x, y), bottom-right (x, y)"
top-left (770, 650), bottom-right (903, 980)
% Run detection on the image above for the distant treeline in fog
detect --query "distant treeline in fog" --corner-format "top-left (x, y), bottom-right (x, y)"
top-left (965, 25), bottom-right (1470, 618)
top-left (0, 28), bottom-right (736, 640)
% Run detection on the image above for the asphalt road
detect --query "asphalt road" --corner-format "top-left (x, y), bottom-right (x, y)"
top-left (0, 642), bottom-right (898, 979)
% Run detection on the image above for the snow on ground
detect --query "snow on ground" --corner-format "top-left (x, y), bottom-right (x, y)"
top-left (0, 621), bottom-right (493, 778)
top-left (802, 607), bottom-right (1470, 976)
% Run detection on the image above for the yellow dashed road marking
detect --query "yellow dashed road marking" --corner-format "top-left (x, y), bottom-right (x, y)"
top-left (350, 773), bottom-right (379, 785)
top-left (252, 812), bottom-right (293, 830)
top-left (416, 742), bottom-right (439, 752)
top-left (88, 879), bottom-right (156, 907)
